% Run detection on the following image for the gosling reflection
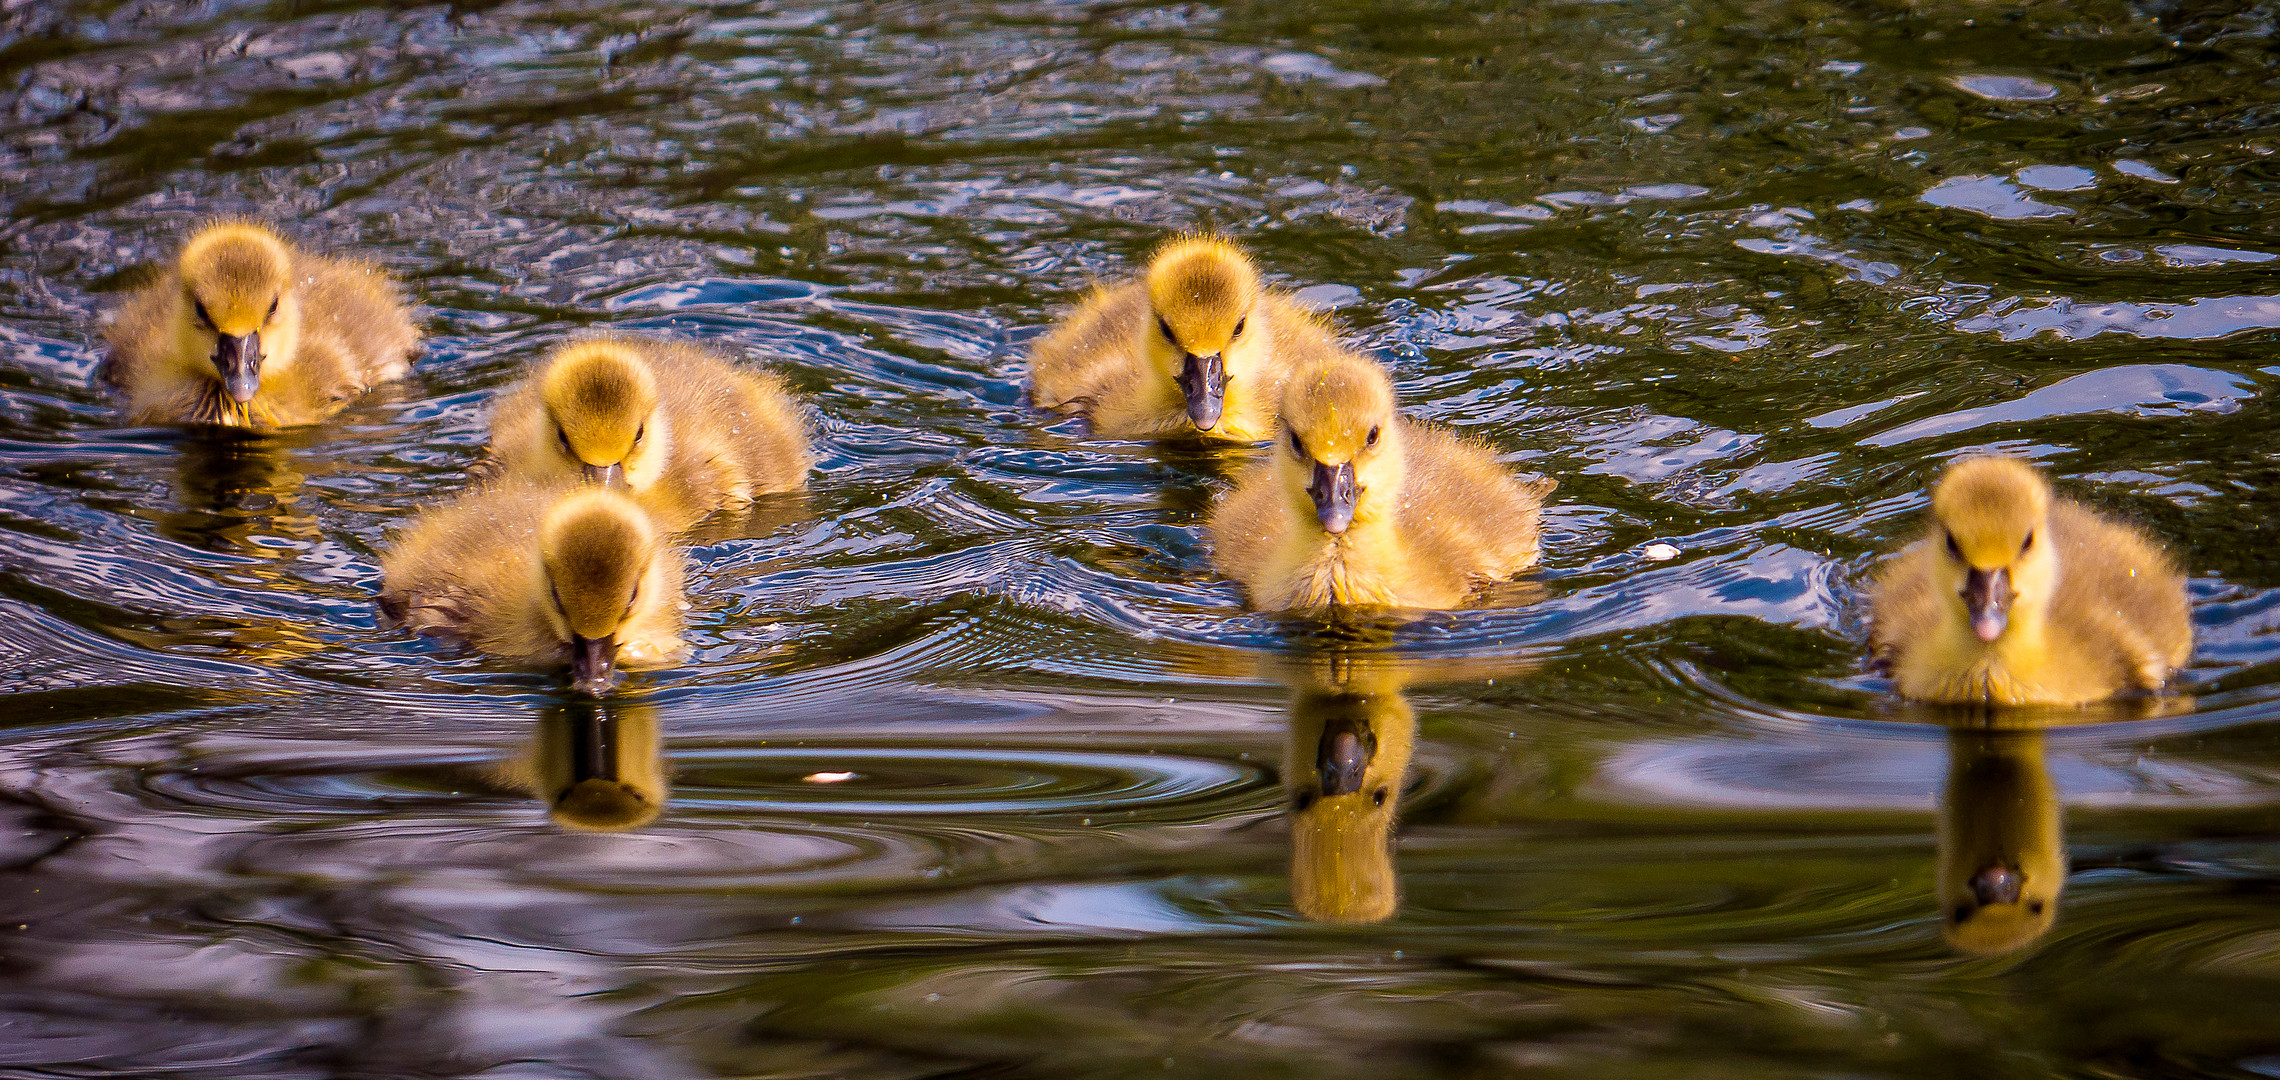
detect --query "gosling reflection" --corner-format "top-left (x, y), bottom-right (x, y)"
top-left (157, 430), bottom-right (318, 553)
top-left (1938, 729), bottom-right (2063, 955)
top-left (1285, 664), bottom-right (1417, 925)
top-left (501, 701), bottom-right (668, 832)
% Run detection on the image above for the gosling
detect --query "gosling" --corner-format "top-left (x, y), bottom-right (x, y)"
top-left (378, 485), bottom-right (687, 694)
top-left (1029, 235), bottom-right (1335, 441)
top-left (1867, 456), bottom-right (2190, 706)
top-left (480, 337), bottom-right (812, 530)
top-left (1208, 350), bottom-right (1557, 611)
top-left (99, 221), bottom-right (419, 428)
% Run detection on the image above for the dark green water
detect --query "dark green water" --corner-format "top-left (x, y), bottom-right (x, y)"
top-left (6, 0), bottom-right (2280, 1076)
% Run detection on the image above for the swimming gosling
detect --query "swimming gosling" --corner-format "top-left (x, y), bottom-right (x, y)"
top-left (1208, 350), bottom-right (1557, 611)
top-left (379, 485), bottom-right (687, 694)
top-left (1867, 456), bottom-right (2190, 706)
top-left (99, 221), bottom-right (419, 428)
top-left (1029, 235), bottom-right (1335, 441)
top-left (480, 337), bottom-right (812, 530)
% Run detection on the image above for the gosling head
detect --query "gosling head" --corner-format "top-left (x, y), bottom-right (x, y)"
top-left (538, 340), bottom-right (668, 490)
top-left (536, 490), bottom-right (667, 695)
top-left (177, 223), bottom-right (299, 404)
top-left (1277, 354), bottom-right (1402, 536)
top-left (1928, 456), bottom-right (2057, 644)
top-left (1143, 236), bottom-right (1264, 432)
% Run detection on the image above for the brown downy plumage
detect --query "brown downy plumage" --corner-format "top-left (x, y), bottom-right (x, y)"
top-left (1029, 235), bottom-right (1337, 441)
top-left (1867, 456), bottom-right (2191, 706)
top-left (99, 221), bottom-right (419, 428)
top-left (1208, 349), bottom-right (1557, 611)
top-left (478, 337), bottom-right (812, 531)
top-left (378, 484), bottom-right (687, 694)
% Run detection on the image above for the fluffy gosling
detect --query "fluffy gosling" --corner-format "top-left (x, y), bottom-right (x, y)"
top-left (1029, 235), bottom-right (1336, 441)
top-left (1868, 456), bottom-right (2190, 706)
top-left (1208, 350), bottom-right (1556, 611)
top-left (480, 337), bottom-right (812, 530)
top-left (378, 485), bottom-right (687, 694)
top-left (100, 221), bottom-right (418, 428)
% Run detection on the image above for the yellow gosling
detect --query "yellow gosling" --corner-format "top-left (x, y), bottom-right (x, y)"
top-left (99, 221), bottom-right (419, 428)
top-left (378, 484), bottom-right (687, 694)
top-left (1029, 235), bottom-right (1337, 441)
top-left (1938, 730), bottom-right (2064, 955)
top-left (1286, 661), bottom-right (1416, 925)
top-left (1868, 456), bottom-right (2190, 706)
top-left (1208, 349), bottom-right (1557, 611)
top-left (481, 337), bottom-right (812, 530)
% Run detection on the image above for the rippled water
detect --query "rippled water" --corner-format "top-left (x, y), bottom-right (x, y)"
top-left (7, 0), bottom-right (2280, 1075)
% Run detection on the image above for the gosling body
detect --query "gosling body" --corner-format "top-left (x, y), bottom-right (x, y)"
top-left (378, 484), bottom-right (687, 692)
top-left (1208, 351), bottom-right (1555, 611)
top-left (1868, 456), bottom-right (2190, 706)
top-left (100, 222), bottom-right (418, 428)
top-left (1029, 236), bottom-right (1335, 441)
top-left (481, 337), bottom-right (811, 530)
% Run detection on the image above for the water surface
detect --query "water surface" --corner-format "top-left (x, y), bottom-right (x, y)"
top-left (6, 1), bottom-right (2280, 1076)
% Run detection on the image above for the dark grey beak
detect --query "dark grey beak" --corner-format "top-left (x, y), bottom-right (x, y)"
top-left (582, 462), bottom-right (627, 488)
top-left (1970, 863), bottom-right (2022, 907)
top-left (1962, 567), bottom-right (2013, 643)
top-left (1315, 716), bottom-right (1377, 797)
top-left (1309, 460), bottom-right (1359, 535)
top-left (214, 331), bottom-right (262, 403)
top-left (1176, 352), bottom-right (1225, 430)
top-left (569, 633), bottom-right (616, 696)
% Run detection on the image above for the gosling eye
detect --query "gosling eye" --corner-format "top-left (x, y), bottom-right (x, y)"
top-left (2027, 899), bottom-right (2045, 915)
top-left (2020, 530), bottom-right (2035, 554)
top-left (633, 423), bottom-right (646, 445)
top-left (1157, 316), bottom-right (1179, 345)
top-left (1293, 791), bottom-right (1315, 812)
top-left (1365, 424), bottom-right (1381, 448)
top-left (625, 582), bottom-right (640, 617)
top-left (192, 299), bottom-right (216, 330)
top-left (1371, 786), bottom-right (1388, 807)
top-left (265, 296), bottom-right (279, 322)
top-left (1288, 429), bottom-right (1305, 458)
top-left (1230, 316), bottom-right (1246, 339)
top-left (549, 584), bottom-right (568, 617)
top-left (1945, 533), bottom-right (1963, 561)
top-left (556, 427), bottom-right (573, 454)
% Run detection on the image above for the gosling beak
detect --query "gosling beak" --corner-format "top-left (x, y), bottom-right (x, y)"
top-left (1969, 863), bottom-right (2022, 907)
top-left (1316, 717), bottom-right (1376, 798)
top-left (1175, 351), bottom-right (1225, 431)
top-left (569, 633), bottom-right (616, 696)
top-left (213, 331), bottom-right (262, 403)
top-left (1962, 567), bottom-right (2013, 643)
top-left (582, 462), bottom-right (627, 488)
top-left (1309, 460), bottom-right (1359, 535)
